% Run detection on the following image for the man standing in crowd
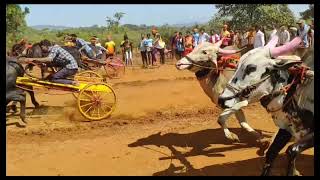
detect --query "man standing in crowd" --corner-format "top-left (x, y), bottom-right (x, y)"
top-left (199, 28), bottom-right (210, 44)
top-left (145, 33), bottom-right (153, 66)
top-left (253, 25), bottom-right (265, 48)
top-left (192, 28), bottom-right (200, 48)
top-left (289, 26), bottom-right (298, 41)
top-left (209, 29), bottom-right (220, 44)
top-left (105, 35), bottom-right (116, 58)
top-left (296, 19), bottom-right (310, 57)
top-left (278, 26), bottom-right (290, 46)
top-left (171, 31), bottom-right (178, 60)
top-left (175, 32), bottom-right (185, 60)
top-left (247, 27), bottom-right (255, 50)
top-left (269, 25), bottom-right (278, 42)
top-left (220, 24), bottom-right (231, 48)
top-left (139, 33), bottom-right (147, 68)
top-left (296, 19), bottom-right (310, 48)
top-left (184, 31), bottom-right (194, 56)
top-left (121, 35), bottom-right (133, 66)
top-left (308, 19), bottom-right (314, 48)
top-left (154, 33), bottom-right (166, 65)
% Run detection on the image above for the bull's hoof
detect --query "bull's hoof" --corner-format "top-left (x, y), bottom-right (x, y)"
top-left (288, 169), bottom-right (302, 176)
top-left (34, 103), bottom-right (40, 109)
top-left (17, 122), bottom-right (27, 128)
top-left (260, 164), bottom-right (272, 176)
top-left (12, 105), bottom-right (17, 113)
top-left (256, 140), bottom-right (270, 156)
top-left (6, 105), bottom-right (17, 113)
top-left (21, 117), bottom-right (28, 124)
top-left (250, 131), bottom-right (263, 139)
top-left (226, 132), bottom-right (240, 143)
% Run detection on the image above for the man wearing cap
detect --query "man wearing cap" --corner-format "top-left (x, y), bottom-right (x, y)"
top-left (289, 26), bottom-right (298, 40)
top-left (278, 26), bottom-right (290, 46)
top-left (296, 19), bottom-right (310, 48)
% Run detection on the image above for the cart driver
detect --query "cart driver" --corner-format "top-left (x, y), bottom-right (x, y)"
top-left (88, 36), bottom-right (107, 61)
top-left (24, 39), bottom-right (79, 85)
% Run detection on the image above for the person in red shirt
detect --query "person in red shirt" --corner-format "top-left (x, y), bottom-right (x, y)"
top-left (183, 31), bottom-right (193, 56)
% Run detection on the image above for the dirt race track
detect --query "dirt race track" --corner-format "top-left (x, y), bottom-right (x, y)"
top-left (6, 62), bottom-right (314, 176)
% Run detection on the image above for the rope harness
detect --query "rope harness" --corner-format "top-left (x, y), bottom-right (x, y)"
top-left (266, 65), bottom-right (311, 113)
top-left (178, 54), bottom-right (240, 73)
top-left (220, 63), bottom-right (312, 110)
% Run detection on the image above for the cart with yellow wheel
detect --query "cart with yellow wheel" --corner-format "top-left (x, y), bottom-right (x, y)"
top-left (16, 77), bottom-right (117, 121)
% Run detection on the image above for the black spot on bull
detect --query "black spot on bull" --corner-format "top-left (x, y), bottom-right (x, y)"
top-left (242, 64), bottom-right (257, 80)
top-left (232, 77), bottom-right (238, 84)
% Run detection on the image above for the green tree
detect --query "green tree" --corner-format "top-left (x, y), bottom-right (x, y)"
top-left (214, 4), bottom-right (295, 31)
top-left (106, 12), bottom-right (125, 33)
top-left (6, 4), bottom-right (30, 42)
top-left (300, 4), bottom-right (314, 20)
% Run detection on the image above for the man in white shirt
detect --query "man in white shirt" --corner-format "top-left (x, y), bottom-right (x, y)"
top-left (278, 26), bottom-right (290, 45)
top-left (253, 25), bottom-right (265, 48)
top-left (269, 25), bottom-right (278, 42)
top-left (199, 28), bottom-right (210, 44)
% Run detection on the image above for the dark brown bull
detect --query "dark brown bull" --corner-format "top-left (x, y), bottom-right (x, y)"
top-left (6, 57), bottom-right (39, 127)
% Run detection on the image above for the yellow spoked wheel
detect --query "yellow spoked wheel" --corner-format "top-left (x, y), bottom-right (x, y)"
top-left (77, 83), bottom-right (117, 121)
top-left (72, 71), bottom-right (105, 99)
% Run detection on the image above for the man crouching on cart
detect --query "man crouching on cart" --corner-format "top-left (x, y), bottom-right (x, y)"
top-left (23, 39), bottom-right (79, 85)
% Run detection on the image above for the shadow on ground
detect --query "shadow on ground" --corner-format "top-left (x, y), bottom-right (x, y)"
top-left (128, 128), bottom-right (298, 176)
top-left (153, 154), bottom-right (314, 176)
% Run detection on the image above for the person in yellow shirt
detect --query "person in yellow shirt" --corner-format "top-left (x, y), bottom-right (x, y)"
top-left (104, 35), bottom-right (116, 58)
top-left (221, 24), bottom-right (231, 48)
top-left (247, 27), bottom-right (255, 50)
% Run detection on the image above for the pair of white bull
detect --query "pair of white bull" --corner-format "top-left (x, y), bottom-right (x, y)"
top-left (176, 36), bottom-right (314, 176)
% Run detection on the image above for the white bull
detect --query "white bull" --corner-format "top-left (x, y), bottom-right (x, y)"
top-left (219, 36), bottom-right (314, 176)
top-left (176, 40), bottom-right (269, 153)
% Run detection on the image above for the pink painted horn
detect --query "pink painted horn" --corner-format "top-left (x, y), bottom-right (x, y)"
top-left (270, 37), bottom-right (302, 57)
top-left (265, 35), bottom-right (279, 48)
top-left (218, 48), bottom-right (241, 54)
top-left (213, 38), bottom-right (224, 48)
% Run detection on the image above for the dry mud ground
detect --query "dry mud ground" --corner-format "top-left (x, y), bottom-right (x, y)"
top-left (6, 63), bottom-right (314, 176)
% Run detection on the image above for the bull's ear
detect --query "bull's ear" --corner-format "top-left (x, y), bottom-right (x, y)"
top-left (273, 59), bottom-right (302, 70)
